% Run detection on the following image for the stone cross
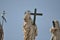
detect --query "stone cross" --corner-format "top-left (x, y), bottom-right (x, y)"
top-left (30, 8), bottom-right (43, 25)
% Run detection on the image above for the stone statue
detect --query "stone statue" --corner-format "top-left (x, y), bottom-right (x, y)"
top-left (0, 11), bottom-right (6, 40)
top-left (50, 20), bottom-right (60, 40)
top-left (23, 11), bottom-right (38, 40)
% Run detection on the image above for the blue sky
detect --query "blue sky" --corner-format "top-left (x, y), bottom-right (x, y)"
top-left (0, 0), bottom-right (60, 40)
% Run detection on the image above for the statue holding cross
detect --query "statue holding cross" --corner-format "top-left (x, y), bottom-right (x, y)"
top-left (23, 8), bottom-right (43, 40)
top-left (50, 20), bottom-right (60, 40)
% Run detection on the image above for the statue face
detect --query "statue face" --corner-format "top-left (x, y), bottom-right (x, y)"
top-left (24, 12), bottom-right (31, 22)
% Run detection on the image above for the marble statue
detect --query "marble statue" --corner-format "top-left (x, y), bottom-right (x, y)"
top-left (50, 20), bottom-right (60, 40)
top-left (23, 11), bottom-right (38, 40)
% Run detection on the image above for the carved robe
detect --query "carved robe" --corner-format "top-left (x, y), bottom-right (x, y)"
top-left (50, 20), bottom-right (60, 40)
top-left (23, 11), bottom-right (37, 40)
top-left (0, 24), bottom-right (4, 40)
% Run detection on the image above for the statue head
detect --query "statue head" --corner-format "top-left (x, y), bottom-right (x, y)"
top-left (52, 20), bottom-right (59, 28)
top-left (24, 11), bottom-right (32, 22)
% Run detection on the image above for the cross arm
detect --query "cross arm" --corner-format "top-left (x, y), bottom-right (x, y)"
top-left (30, 13), bottom-right (43, 16)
